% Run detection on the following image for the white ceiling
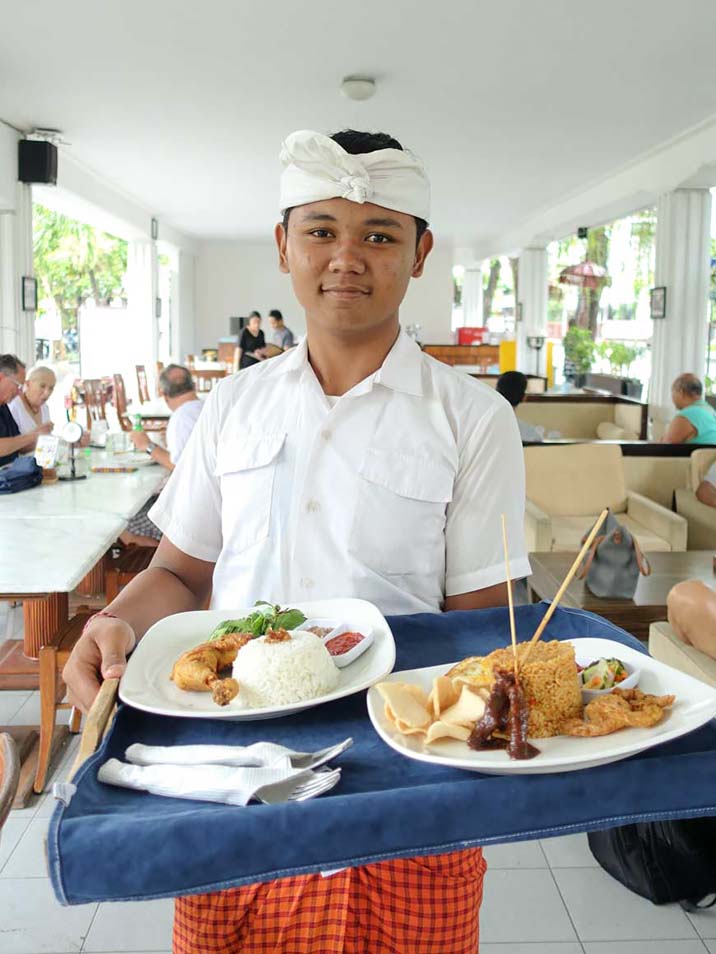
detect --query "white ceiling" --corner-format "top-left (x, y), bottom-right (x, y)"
top-left (2, 0), bottom-right (716, 246)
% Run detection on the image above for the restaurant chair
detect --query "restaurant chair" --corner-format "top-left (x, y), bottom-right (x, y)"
top-left (649, 621), bottom-right (716, 687)
top-left (0, 733), bottom-right (20, 832)
top-left (136, 365), bottom-right (151, 404)
top-left (185, 354), bottom-right (195, 369)
top-left (192, 368), bottom-right (226, 392)
top-left (675, 449), bottom-right (716, 550)
top-left (155, 360), bottom-right (164, 396)
top-left (80, 378), bottom-right (108, 432)
top-left (35, 612), bottom-right (89, 793)
top-left (113, 373), bottom-right (166, 433)
top-left (104, 545), bottom-right (155, 602)
top-left (524, 443), bottom-right (688, 553)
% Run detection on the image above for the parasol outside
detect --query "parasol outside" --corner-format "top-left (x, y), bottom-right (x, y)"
top-left (559, 262), bottom-right (610, 290)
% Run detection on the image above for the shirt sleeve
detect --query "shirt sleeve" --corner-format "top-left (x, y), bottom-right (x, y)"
top-left (166, 406), bottom-right (198, 464)
top-left (148, 391), bottom-right (223, 562)
top-left (445, 397), bottom-right (531, 596)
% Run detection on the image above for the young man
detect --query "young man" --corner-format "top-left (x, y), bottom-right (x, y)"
top-left (64, 128), bottom-right (529, 953)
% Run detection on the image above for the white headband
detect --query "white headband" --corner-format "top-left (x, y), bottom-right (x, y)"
top-left (279, 129), bottom-right (430, 223)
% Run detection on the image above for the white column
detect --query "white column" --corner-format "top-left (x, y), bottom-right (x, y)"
top-left (461, 264), bottom-right (483, 328)
top-left (516, 247), bottom-right (548, 374)
top-left (123, 239), bottom-right (158, 399)
top-left (0, 182), bottom-right (34, 362)
top-left (175, 249), bottom-right (196, 361)
top-left (649, 188), bottom-right (712, 433)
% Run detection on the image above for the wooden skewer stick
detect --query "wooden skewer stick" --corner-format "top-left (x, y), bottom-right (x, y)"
top-left (522, 508), bottom-right (609, 665)
top-left (501, 513), bottom-right (519, 677)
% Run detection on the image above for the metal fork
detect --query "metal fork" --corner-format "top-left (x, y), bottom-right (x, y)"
top-left (289, 738), bottom-right (353, 771)
top-left (255, 768), bottom-right (341, 805)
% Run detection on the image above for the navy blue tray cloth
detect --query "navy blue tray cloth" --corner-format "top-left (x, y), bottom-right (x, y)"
top-left (48, 603), bottom-right (716, 905)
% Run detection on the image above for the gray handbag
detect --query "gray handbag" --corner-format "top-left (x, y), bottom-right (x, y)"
top-left (577, 510), bottom-right (651, 599)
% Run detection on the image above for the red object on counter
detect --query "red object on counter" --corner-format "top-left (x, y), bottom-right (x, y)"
top-left (457, 327), bottom-right (487, 345)
top-left (325, 631), bottom-right (364, 656)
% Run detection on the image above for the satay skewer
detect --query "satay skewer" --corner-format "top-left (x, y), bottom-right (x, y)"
top-left (501, 513), bottom-right (519, 678)
top-left (522, 508), bottom-right (609, 665)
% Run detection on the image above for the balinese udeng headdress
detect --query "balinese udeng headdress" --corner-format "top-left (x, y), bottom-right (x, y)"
top-left (279, 129), bottom-right (430, 223)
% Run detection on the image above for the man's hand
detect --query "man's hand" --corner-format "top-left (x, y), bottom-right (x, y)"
top-left (34, 421), bottom-right (54, 437)
top-left (130, 430), bottom-right (151, 452)
top-left (64, 617), bottom-right (137, 713)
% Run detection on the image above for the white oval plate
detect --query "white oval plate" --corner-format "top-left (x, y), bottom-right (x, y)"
top-left (120, 598), bottom-right (395, 721)
top-left (367, 637), bottom-right (716, 775)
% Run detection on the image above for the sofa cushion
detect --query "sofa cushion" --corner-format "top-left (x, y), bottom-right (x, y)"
top-left (690, 448), bottom-right (716, 491)
top-left (525, 443), bottom-right (628, 516)
top-left (549, 514), bottom-right (672, 553)
top-left (596, 421), bottom-right (639, 441)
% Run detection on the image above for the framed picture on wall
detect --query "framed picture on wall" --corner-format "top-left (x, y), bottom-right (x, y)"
top-left (650, 286), bottom-right (667, 320)
top-left (21, 276), bottom-right (37, 312)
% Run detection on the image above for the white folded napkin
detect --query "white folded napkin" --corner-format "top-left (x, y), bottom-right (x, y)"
top-left (97, 758), bottom-right (312, 806)
top-left (125, 742), bottom-right (295, 769)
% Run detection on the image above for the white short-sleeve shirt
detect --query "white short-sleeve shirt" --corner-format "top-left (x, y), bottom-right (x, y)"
top-left (166, 398), bottom-right (203, 465)
top-left (149, 330), bottom-right (530, 615)
top-left (8, 395), bottom-right (50, 435)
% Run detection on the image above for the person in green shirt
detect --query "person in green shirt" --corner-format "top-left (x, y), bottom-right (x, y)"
top-left (663, 373), bottom-right (716, 444)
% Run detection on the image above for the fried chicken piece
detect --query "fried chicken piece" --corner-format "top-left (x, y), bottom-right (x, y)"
top-left (561, 687), bottom-right (675, 737)
top-left (171, 633), bottom-right (252, 706)
top-left (265, 628), bottom-right (291, 644)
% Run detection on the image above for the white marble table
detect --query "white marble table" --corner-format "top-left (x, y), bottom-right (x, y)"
top-left (1, 453), bottom-right (166, 520)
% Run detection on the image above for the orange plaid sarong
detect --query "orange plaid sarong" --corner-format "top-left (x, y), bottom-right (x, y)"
top-left (173, 848), bottom-right (486, 954)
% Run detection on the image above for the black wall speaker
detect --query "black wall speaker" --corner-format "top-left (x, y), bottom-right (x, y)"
top-left (18, 140), bottom-right (58, 185)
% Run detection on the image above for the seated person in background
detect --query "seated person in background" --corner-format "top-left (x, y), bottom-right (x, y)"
top-left (8, 365), bottom-right (55, 434)
top-left (267, 308), bottom-right (295, 349)
top-left (236, 312), bottom-right (267, 369)
top-left (0, 355), bottom-right (52, 466)
top-left (496, 370), bottom-right (543, 442)
top-left (123, 364), bottom-right (203, 547)
top-left (662, 373), bottom-right (716, 444)
top-left (696, 460), bottom-right (716, 507)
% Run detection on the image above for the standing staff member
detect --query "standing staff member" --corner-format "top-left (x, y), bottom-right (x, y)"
top-left (64, 128), bottom-right (530, 954)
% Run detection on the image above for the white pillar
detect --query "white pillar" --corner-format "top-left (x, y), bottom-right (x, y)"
top-left (516, 247), bottom-right (548, 374)
top-left (649, 189), bottom-right (712, 434)
top-left (124, 238), bottom-right (158, 398)
top-left (0, 182), bottom-right (34, 362)
top-left (461, 264), bottom-right (483, 327)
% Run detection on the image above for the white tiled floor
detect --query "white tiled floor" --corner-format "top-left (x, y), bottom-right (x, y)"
top-left (2, 595), bottom-right (715, 953)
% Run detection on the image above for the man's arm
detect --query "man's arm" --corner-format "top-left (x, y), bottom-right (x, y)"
top-left (0, 426), bottom-right (50, 457)
top-left (130, 430), bottom-right (174, 470)
top-left (662, 415), bottom-right (696, 444)
top-left (696, 479), bottom-right (716, 507)
top-left (444, 582), bottom-right (510, 612)
top-left (63, 536), bottom-right (214, 712)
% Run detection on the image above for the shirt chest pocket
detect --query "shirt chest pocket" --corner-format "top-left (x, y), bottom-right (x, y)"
top-left (214, 432), bottom-right (286, 554)
top-left (349, 448), bottom-right (455, 577)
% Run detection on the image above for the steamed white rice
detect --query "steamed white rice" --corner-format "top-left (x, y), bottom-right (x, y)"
top-left (233, 630), bottom-right (340, 708)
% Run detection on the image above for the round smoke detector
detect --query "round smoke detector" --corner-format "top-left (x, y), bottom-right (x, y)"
top-left (340, 76), bottom-right (376, 101)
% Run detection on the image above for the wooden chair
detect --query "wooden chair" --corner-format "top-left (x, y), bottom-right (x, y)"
top-left (185, 354), bottom-right (195, 369)
top-left (155, 361), bottom-right (165, 397)
top-left (80, 378), bottom-right (108, 432)
top-left (35, 613), bottom-right (88, 793)
top-left (192, 368), bottom-right (227, 393)
top-left (113, 373), bottom-right (165, 433)
top-left (136, 365), bottom-right (151, 404)
top-left (105, 546), bottom-right (155, 602)
top-left (0, 733), bottom-right (20, 832)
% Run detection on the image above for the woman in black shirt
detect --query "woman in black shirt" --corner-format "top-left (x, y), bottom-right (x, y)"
top-left (237, 314), bottom-right (267, 370)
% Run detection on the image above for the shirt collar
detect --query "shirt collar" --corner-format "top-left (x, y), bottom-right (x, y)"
top-left (266, 327), bottom-right (423, 397)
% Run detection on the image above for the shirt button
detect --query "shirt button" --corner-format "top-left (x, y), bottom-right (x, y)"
top-left (306, 500), bottom-right (321, 513)
top-left (320, 429), bottom-right (332, 441)
top-left (300, 577), bottom-right (314, 589)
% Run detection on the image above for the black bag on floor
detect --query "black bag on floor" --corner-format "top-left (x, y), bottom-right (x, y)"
top-left (588, 819), bottom-right (716, 909)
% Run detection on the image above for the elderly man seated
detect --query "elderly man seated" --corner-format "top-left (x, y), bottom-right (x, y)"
top-left (0, 355), bottom-right (53, 466)
top-left (662, 373), bottom-right (716, 444)
top-left (122, 364), bottom-right (203, 547)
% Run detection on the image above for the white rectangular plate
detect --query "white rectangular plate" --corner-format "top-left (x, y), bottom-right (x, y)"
top-left (120, 598), bottom-right (395, 721)
top-left (367, 637), bottom-right (716, 775)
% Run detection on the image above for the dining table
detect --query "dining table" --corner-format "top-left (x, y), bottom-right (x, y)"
top-left (0, 450), bottom-right (166, 681)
